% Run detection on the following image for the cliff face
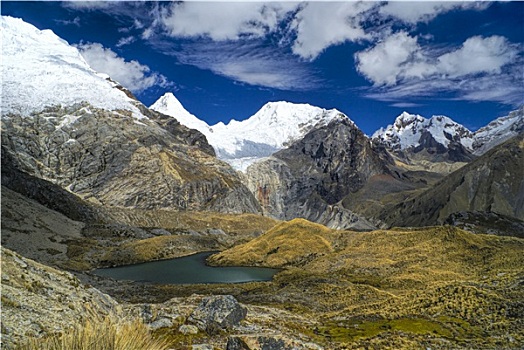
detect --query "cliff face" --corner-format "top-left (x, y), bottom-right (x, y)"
top-left (1, 103), bottom-right (260, 213)
top-left (245, 118), bottom-right (390, 230)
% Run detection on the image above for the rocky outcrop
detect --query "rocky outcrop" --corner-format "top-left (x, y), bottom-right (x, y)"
top-left (1, 247), bottom-right (120, 348)
top-left (245, 118), bottom-right (390, 229)
top-left (379, 134), bottom-right (524, 227)
top-left (188, 295), bottom-right (247, 334)
top-left (1, 103), bottom-right (260, 213)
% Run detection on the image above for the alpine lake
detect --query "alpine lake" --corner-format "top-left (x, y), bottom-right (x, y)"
top-left (93, 252), bottom-right (279, 284)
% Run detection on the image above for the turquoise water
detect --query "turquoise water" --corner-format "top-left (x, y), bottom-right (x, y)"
top-left (93, 252), bottom-right (279, 284)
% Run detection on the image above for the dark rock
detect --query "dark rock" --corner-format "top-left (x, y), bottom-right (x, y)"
top-left (188, 295), bottom-right (247, 334)
top-left (444, 211), bottom-right (524, 238)
top-left (245, 118), bottom-right (389, 229)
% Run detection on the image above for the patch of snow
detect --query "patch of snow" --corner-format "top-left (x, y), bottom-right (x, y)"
top-left (57, 114), bottom-right (82, 129)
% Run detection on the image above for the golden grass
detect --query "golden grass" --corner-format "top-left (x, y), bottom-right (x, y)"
top-left (209, 218), bottom-right (336, 267)
top-left (17, 317), bottom-right (169, 350)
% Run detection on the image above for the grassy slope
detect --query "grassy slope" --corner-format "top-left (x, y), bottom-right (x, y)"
top-left (211, 219), bottom-right (524, 348)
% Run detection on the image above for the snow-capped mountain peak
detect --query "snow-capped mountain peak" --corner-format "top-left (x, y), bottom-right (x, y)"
top-left (150, 92), bottom-right (211, 132)
top-left (1, 16), bottom-right (145, 119)
top-left (393, 111), bottom-right (425, 130)
top-left (150, 96), bottom-right (352, 171)
top-left (373, 111), bottom-right (473, 151)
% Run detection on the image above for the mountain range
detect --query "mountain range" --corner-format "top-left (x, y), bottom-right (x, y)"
top-left (151, 92), bottom-right (523, 173)
top-left (2, 15), bottom-right (523, 231)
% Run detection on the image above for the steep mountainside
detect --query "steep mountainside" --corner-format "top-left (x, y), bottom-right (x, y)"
top-left (471, 106), bottom-right (524, 155)
top-left (151, 94), bottom-right (349, 171)
top-left (1, 16), bottom-right (259, 213)
top-left (379, 134), bottom-right (524, 227)
top-left (244, 118), bottom-right (393, 230)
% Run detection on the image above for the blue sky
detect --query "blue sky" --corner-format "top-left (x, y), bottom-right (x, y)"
top-left (2, 1), bottom-right (523, 134)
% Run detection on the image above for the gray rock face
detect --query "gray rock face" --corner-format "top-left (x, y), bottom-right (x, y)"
top-left (188, 295), bottom-right (247, 334)
top-left (245, 119), bottom-right (389, 229)
top-left (1, 103), bottom-right (260, 214)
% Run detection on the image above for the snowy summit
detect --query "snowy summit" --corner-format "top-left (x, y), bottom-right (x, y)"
top-left (1, 16), bottom-right (144, 119)
top-left (372, 112), bottom-right (474, 151)
top-left (372, 108), bottom-right (524, 156)
top-left (151, 95), bottom-right (350, 171)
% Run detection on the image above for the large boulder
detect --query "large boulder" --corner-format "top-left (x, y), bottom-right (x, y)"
top-left (188, 295), bottom-right (247, 334)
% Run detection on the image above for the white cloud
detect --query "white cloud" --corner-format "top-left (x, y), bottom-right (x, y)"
top-left (355, 32), bottom-right (436, 86)
top-left (76, 42), bottom-right (171, 93)
top-left (291, 2), bottom-right (376, 60)
top-left (379, 1), bottom-right (490, 24)
top-left (156, 2), bottom-right (376, 60)
top-left (357, 33), bottom-right (520, 86)
top-left (157, 41), bottom-right (320, 91)
top-left (390, 102), bottom-right (423, 108)
top-left (357, 32), bottom-right (523, 106)
top-left (55, 16), bottom-right (80, 27)
top-left (116, 36), bottom-right (135, 47)
top-left (158, 2), bottom-right (298, 41)
top-left (437, 35), bottom-right (519, 78)
top-left (62, 1), bottom-right (114, 11)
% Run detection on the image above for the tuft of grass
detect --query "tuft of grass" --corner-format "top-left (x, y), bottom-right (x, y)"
top-left (17, 317), bottom-right (169, 350)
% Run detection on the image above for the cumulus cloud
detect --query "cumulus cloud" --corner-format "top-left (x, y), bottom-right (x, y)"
top-left (357, 33), bottom-right (523, 105)
top-left (155, 2), bottom-right (376, 60)
top-left (355, 32), bottom-right (436, 86)
top-left (158, 2), bottom-right (298, 41)
top-left (76, 42), bottom-right (171, 92)
top-left (356, 33), bottom-right (520, 86)
top-left (437, 36), bottom-right (519, 77)
top-left (379, 1), bottom-right (490, 24)
top-left (291, 2), bottom-right (376, 60)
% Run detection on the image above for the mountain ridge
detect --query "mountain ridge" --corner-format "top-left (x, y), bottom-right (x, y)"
top-left (151, 90), bottom-right (523, 172)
